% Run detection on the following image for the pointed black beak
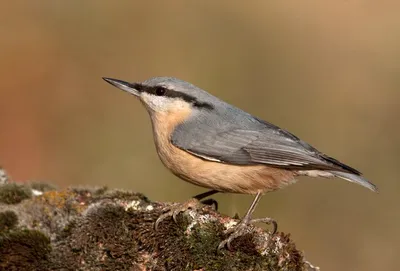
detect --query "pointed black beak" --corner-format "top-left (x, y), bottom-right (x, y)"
top-left (102, 77), bottom-right (140, 96)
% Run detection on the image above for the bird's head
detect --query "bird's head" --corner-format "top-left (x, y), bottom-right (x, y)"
top-left (103, 77), bottom-right (214, 115)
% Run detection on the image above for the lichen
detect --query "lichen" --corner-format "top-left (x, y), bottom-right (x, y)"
top-left (29, 182), bottom-right (57, 192)
top-left (0, 177), bottom-right (313, 270)
top-left (0, 167), bottom-right (10, 184)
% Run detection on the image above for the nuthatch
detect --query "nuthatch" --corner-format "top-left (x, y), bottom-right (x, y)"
top-left (103, 76), bottom-right (377, 250)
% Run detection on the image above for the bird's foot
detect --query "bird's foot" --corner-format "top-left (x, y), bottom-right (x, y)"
top-left (154, 198), bottom-right (202, 230)
top-left (200, 198), bottom-right (218, 211)
top-left (193, 190), bottom-right (219, 211)
top-left (218, 216), bottom-right (277, 250)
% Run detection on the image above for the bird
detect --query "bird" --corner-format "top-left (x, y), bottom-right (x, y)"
top-left (103, 76), bottom-right (377, 250)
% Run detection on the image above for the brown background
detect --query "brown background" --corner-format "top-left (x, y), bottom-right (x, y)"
top-left (0, 1), bottom-right (398, 270)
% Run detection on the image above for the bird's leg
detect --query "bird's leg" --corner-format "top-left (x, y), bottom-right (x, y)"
top-left (154, 190), bottom-right (219, 230)
top-left (193, 189), bottom-right (219, 201)
top-left (218, 192), bottom-right (277, 250)
top-left (193, 190), bottom-right (219, 210)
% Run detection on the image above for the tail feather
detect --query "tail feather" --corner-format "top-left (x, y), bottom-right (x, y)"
top-left (329, 171), bottom-right (378, 192)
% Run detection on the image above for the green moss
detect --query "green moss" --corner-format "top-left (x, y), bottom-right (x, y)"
top-left (0, 229), bottom-right (51, 270)
top-left (0, 184), bottom-right (307, 270)
top-left (0, 211), bottom-right (18, 231)
top-left (186, 222), bottom-right (226, 270)
top-left (60, 220), bottom-right (77, 239)
top-left (184, 222), bottom-right (275, 271)
top-left (188, 221), bottom-right (224, 254)
top-left (131, 207), bottom-right (298, 271)
top-left (92, 185), bottom-right (108, 196)
top-left (0, 183), bottom-right (32, 204)
top-left (151, 217), bottom-right (304, 271)
top-left (50, 204), bottom-right (140, 270)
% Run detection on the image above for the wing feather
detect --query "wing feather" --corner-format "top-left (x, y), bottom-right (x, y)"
top-left (171, 111), bottom-right (359, 173)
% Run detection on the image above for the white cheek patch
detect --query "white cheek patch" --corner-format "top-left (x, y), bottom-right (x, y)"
top-left (140, 92), bottom-right (190, 112)
top-left (140, 92), bottom-right (169, 111)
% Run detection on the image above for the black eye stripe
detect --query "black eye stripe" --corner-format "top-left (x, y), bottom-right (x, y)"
top-left (134, 83), bottom-right (214, 110)
top-left (129, 82), bottom-right (144, 91)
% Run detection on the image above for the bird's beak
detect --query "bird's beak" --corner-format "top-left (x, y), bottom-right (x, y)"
top-left (102, 77), bottom-right (140, 97)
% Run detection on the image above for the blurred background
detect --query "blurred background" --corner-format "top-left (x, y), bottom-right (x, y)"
top-left (0, 1), bottom-right (399, 270)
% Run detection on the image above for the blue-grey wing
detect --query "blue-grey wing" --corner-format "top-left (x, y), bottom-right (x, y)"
top-left (171, 114), bottom-right (359, 173)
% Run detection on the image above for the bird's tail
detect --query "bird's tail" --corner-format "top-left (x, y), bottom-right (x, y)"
top-left (329, 170), bottom-right (378, 192)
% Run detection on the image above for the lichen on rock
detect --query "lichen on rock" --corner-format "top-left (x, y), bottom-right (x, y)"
top-left (0, 173), bottom-right (319, 271)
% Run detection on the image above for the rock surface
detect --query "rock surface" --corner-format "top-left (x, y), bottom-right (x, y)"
top-left (0, 168), bottom-right (319, 271)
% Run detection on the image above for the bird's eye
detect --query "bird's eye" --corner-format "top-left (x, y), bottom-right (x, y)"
top-left (155, 87), bottom-right (166, 96)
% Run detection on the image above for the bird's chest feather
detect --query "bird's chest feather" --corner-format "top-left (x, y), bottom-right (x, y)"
top-left (150, 109), bottom-right (199, 176)
top-left (149, 110), bottom-right (295, 194)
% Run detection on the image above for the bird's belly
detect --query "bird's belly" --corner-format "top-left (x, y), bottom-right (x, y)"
top-left (156, 139), bottom-right (296, 194)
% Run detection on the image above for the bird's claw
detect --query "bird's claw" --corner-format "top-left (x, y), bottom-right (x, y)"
top-left (250, 217), bottom-right (277, 234)
top-left (154, 198), bottom-right (201, 230)
top-left (218, 217), bottom-right (277, 250)
top-left (200, 198), bottom-right (218, 211)
top-left (217, 222), bottom-right (250, 250)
